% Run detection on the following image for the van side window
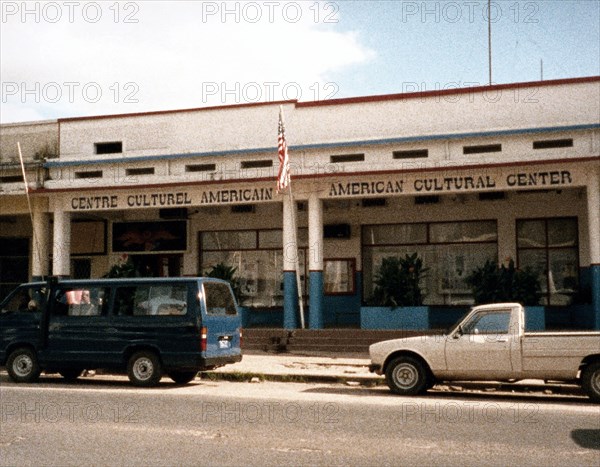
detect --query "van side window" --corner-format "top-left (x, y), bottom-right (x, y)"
top-left (53, 287), bottom-right (110, 317)
top-left (115, 285), bottom-right (188, 316)
top-left (204, 283), bottom-right (237, 316)
top-left (2, 286), bottom-right (47, 313)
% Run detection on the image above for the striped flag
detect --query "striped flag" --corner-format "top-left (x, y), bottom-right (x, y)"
top-left (276, 106), bottom-right (290, 193)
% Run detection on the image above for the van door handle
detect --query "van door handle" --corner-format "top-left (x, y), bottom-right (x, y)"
top-left (497, 337), bottom-right (508, 342)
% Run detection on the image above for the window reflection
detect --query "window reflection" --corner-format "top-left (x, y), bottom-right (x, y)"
top-left (517, 218), bottom-right (579, 305)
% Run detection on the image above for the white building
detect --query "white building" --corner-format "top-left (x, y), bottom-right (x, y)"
top-left (1, 76), bottom-right (599, 329)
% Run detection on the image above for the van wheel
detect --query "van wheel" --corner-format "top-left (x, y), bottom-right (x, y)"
top-left (169, 371), bottom-right (198, 385)
top-left (385, 356), bottom-right (428, 395)
top-left (127, 351), bottom-right (162, 387)
top-left (7, 347), bottom-right (41, 383)
top-left (59, 369), bottom-right (83, 381)
top-left (581, 361), bottom-right (600, 403)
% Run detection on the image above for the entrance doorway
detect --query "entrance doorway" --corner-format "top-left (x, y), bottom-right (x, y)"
top-left (0, 237), bottom-right (29, 299)
top-left (130, 254), bottom-right (182, 277)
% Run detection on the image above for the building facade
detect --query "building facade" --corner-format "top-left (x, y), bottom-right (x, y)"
top-left (1, 77), bottom-right (599, 329)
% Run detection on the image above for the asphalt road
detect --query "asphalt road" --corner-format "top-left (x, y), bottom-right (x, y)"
top-left (1, 374), bottom-right (599, 466)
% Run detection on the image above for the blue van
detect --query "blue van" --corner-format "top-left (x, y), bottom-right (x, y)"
top-left (0, 277), bottom-right (242, 386)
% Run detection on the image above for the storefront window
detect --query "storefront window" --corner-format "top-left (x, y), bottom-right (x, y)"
top-left (547, 218), bottom-right (577, 247)
top-left (517, 218), bottom-right (579, 305)
top-left (517, 220), bottom-right (546, 247)
top-left (202, 231), bottom-right (256, 250)
top-left (200, 229), bottom-right (307, 308)
top-left (363, 224), bottom-right (427, 245)
top-left (430, 221), bottom-right (497, 243)
top-left (324, 259), bottom-right (356, 295)
top-left (258, 230), bottom-right (281, 249)
top-left (362, 221), bottom-right (498, 306)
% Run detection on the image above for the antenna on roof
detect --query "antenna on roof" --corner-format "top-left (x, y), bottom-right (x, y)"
top-left (540, 59), bottom-right (544, 81)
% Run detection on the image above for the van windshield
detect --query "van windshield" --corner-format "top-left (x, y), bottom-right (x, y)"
top-left (2, 285), bottom-right (47, 313)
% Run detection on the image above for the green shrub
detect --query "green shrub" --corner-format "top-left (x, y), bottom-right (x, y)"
top-left (103, 256), bottom-right (140, 278)
top-left (465, 259), bottom-right (541, 306)
top-left (369, 253), bottom-right (427, 307)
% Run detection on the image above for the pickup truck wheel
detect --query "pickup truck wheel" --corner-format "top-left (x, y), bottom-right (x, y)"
top-left (581, 362), bottom-right (600, 403)
top-left (169, 371), bottom-right (198, 385)
top-left (127, 351), bottom-right (162, 387)
top-left (386, 356), bottom-right (428, 395)
top-left (7, 347), bottom-right (41, 383)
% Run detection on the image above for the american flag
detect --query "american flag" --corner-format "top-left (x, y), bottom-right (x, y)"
top-left (276, 107), bottom-right (290, 193)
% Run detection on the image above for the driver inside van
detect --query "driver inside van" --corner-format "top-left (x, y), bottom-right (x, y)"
top-left (79, 290), bottom-right (99, 316)
top-left (64, 289), bottom-right (99, 316)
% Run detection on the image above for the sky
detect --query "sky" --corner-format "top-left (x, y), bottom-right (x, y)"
top-left (1, 0), bottom-right (599, 123)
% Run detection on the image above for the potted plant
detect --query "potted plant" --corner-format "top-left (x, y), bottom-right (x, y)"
top-left (103, 254), bottom-right (140, 278)
top-left (361, 253), bottom-right (429, 330)
top-left (465, 259), bottom-right (543, 330)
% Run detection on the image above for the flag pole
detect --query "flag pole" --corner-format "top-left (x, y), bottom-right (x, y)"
top-left (287, 183), bottom-right (305, 329)
top-left (17, 142), bottom-right (42, 277)
top-left (277, 106), bottom-right (305, 329)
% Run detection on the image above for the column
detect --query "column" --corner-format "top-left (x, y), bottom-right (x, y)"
top-left (282, 195), bottom-right (298, 329)
top-left (31, 200), bottom-right (50, 280)
top-left (52, 210), bottom-right (71, 277)
top-left (308, 192), bottom-right (324, 329)
top-left (496, 203), bottom-right (516, 265)
top-left (182, 222), bottom-right (198, 277)
top-left (587, 171), bottom-right (600, 328)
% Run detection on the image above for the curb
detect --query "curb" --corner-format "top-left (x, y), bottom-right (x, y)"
top-left (200, 371), bottom-right (382, 385)
top-left (440, 381), bottom-right (585, 397)
top-left (201, 371), bottom-right (587, 397)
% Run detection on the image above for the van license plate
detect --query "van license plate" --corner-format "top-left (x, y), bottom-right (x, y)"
top-left (219, 338), bottom-right (231, 349)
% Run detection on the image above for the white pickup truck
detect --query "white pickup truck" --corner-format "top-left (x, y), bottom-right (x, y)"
top-left (369, 303), bottom-right (600, 402)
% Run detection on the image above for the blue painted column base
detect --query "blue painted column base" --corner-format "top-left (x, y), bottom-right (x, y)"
top-left (524, 306), bottom-right (546, 331)
top-left (592, 265), bottom-right (600, 330)
top-left (283, 271), bottom-right (299, 329)
top-left (309, 271), bottom-right (324, 329)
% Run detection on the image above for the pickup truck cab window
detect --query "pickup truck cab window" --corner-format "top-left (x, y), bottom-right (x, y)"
top-left (461, 310), bottom-right (511, 334)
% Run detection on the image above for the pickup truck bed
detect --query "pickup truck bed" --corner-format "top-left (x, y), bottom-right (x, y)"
top-left (522, 332), bottom-right (600, 380)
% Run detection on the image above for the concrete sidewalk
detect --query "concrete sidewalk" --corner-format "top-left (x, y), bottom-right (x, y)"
top-left (204, 350), bottom-right (587, 398)
top-left (209, 351), bottom-right (375, 383)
